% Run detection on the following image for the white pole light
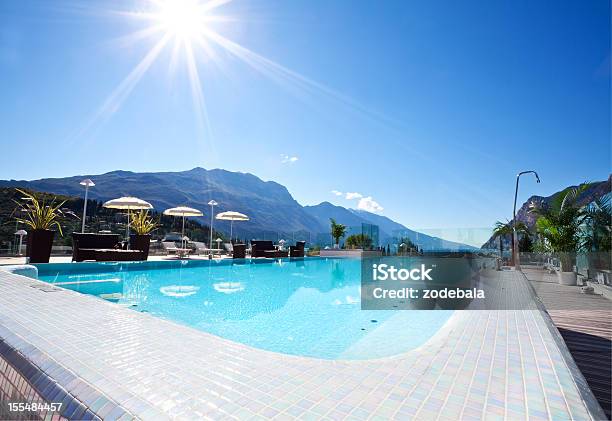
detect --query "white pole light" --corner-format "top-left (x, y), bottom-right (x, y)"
top-left (208, 200), bottom-right (218, 254)
top-left (79, 179), bottom-right (95, 233)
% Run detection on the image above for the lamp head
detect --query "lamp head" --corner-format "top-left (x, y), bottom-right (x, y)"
top-left (534, 173), bottom-right (541, 183)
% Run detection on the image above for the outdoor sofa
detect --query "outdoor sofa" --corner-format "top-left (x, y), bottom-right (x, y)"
top-left (289, 241), bottom-right (306, 258)
top-left (72, 233), bottom-right (145, 262)
top-left (250, 240), bottom-right (276, 258)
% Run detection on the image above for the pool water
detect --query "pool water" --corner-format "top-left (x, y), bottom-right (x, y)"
top-left (36, 258), bottom-right (452, 359)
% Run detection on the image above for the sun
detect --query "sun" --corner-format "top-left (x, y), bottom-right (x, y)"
top-left (80, 0), bottom-right (377, 145)
top-left (155, 0), bottom-right (208, 40)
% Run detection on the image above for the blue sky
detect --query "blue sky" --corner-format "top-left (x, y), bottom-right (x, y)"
top-left (1, 0), bottom-right (610, 245)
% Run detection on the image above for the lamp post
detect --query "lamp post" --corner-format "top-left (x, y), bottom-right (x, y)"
top-left (513, 170), bottom-right (540, 271)
top-left (79, 179), bottom-right (95, 233)
top-left (208, 200), bottom-right (218, 255)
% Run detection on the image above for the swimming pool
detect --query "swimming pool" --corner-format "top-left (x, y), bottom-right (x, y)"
top-left (36, 258), bottom-right (452, 359)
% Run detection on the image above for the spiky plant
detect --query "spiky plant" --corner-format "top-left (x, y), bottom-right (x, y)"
top-left (13, 188), bottom-right (66, 235)
top-left (130, 210), bottom-right (159, 235)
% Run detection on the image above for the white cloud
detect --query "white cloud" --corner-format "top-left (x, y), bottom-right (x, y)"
top-left (357, 196), bottom-right (384, 213)
top-left (345, 192), bottom-right (363, 200)
top-left (331, 190), bottom-right (343, 196)
top-left (281, 154), bottom-right (298, 164)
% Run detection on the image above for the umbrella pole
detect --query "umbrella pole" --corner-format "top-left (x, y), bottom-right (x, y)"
top-left (182, 215), bottom-right (185, 249)
top-left (230, 220), bottom-right (233, 244)
top-left (127, 207), bottom-right (131, 250)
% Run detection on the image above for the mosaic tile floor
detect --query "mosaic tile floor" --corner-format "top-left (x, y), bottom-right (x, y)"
top-left (0, 269), bottom-right (605, 420)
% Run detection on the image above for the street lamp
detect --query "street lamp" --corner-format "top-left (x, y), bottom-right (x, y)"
top-left (79, 179), bottom-right (95, 233)
top-left (513, 170), bottom-right (540, 271)
top-left (208, 200), bottom-right (218, 255)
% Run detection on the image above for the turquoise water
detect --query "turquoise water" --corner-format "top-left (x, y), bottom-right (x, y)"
top-left (36, 258), bottom-right (452, 359)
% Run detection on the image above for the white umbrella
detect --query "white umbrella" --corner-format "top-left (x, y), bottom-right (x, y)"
top-left (163, 206), bottom-right (203, 249)
top-left (15, 230), bottom-right (27, 256)
top-left (216, 211), bottom-right (249, 242)
top-left (103, 197), bottom-right (153, 248)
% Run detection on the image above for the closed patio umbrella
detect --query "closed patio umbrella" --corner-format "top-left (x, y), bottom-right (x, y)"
top-left (103, 197), bottom-right (153, 248)
top-left (163, 206), bottom-right (203, 249)
top-left (216, 211), bottom-right (249, 243)
top-left (15, 229), bottom-right (27, 256)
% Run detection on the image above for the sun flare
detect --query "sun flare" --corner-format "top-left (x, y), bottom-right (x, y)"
top-left (76, 0), bottom-right (381, 146)
top-left (155, 0), bottom-right (207, 40)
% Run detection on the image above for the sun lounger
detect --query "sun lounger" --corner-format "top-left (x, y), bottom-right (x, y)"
top-left (162, 241), bottom-right (180, 254)
top-left (192, 242), bottom-right (209, 255)
top-left (162, 241), bottom-right (192, 258)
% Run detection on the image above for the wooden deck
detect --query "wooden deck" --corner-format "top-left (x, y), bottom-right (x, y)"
top-left (523, 266), bottom-right (612, 419)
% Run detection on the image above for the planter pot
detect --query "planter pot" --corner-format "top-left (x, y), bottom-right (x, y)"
top-left (26, 229), bottom-right (55, 263)
top-left (558, 271), bottom-right (577, 286)
top-left (130, 234), bottom-right (151, 261)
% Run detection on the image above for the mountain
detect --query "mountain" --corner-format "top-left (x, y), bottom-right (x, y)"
top-left (0, 167), bottom-right (473, 249)
top-left (0, 168), bottom-right (323, 239)
top-left (481, 176), bottom-right (611, 249)
top-left (304, 202), bottom-right (475, 250)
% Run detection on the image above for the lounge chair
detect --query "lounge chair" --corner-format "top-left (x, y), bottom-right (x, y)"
top-left (290, 241), bottom-right (306, 258)
top-left (162, 241), bottom-right (191, 258)
top-left (72, 233), bottom-right (144, 262)
top-left (162, 241), bottom-right (180, 255)
top-left (192, 242), bottom-right (209, 255)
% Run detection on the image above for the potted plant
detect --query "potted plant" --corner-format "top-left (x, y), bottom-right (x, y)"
top-left (330, 218), bottom-right (347, 249)
top-left (345, 234), bottom-right (372, 250)
top-left (530, 184), bottom-right (588, 285)
top-left (129, 210), bottom-right (158, 260)
top-left (14, 189), bottom-right (65, 264)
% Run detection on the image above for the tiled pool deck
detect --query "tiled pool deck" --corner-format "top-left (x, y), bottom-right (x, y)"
top-left (0, 268), bottom-right (606, 420)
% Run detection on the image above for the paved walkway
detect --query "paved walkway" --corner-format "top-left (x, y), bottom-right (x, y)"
top-left (523, 266), bottom-right (612, 420)
top-left (0, 268), bottom-right (606, 420)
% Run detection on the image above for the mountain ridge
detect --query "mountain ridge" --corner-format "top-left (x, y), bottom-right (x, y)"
top-left (0, 167), bottom-right (474, 249)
